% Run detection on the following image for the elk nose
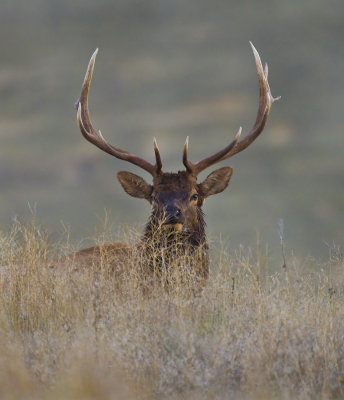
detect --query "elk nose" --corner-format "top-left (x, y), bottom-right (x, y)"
top-left (165, 206), bottom-right (182, 224)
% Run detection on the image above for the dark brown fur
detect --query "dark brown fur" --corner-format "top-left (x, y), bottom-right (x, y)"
top-left (69, 168), bottom-right (231, 288)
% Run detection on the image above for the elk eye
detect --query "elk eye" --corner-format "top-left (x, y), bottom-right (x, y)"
top-left (190, 193), bottom-right (198, 201)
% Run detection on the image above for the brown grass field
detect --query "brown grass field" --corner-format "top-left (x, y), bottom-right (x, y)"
top-left (0, 219), bottom-right (343, 400)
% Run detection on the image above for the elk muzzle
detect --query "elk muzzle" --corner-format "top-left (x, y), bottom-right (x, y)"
top-left (163, 205), bottom-right (184, 226)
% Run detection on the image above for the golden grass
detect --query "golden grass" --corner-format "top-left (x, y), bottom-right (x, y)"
top-left (0, 220), bottom-right (343, 399)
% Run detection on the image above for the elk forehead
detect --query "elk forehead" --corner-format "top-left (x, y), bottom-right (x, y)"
top-left (152, 171), bottom-right (197, 193)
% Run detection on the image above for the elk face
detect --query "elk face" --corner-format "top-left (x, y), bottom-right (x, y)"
top-left (117, 168), bottom-right (233, 232)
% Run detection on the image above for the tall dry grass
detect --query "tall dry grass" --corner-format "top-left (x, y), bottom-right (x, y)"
top-left (0, 220), bottom-right (343, 399)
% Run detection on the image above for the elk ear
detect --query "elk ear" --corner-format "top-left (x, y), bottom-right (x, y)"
top-left (117, 171), bottom-right (153, 200)
top-left (198, 166), bottom-right (233, 198)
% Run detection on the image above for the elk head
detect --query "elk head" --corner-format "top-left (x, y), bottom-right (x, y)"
top-left (75, 43), bottom-right (280, 235)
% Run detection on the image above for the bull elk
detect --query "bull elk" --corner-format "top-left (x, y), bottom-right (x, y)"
top-left (72, 43), bottom-right (280, 287)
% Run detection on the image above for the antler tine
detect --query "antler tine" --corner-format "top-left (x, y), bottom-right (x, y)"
top-left (76, 49), bottom-right (161, 176)
top-left (183, 129), bottom-right (242, 175)
top-left (153, 137), bottom-right (163, 174)
top-left (183, 136), bottom-right (192, 173)
top-left (183, 42), bottom-right (280, 176)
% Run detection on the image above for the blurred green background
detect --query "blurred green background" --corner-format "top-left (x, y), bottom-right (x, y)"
top-left (1, 0), bottom-right (343, 259)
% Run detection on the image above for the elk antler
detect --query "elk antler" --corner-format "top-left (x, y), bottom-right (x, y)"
top-left (183, 42), bottom-right (280, 176)
top-left (75, 49), bottom-right (163, 176)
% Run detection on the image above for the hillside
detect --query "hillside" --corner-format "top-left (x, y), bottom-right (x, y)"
top-left (1, 0), bottom-right (343, 258)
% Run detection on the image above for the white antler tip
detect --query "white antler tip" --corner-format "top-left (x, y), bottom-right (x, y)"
top-left (249, 41), bottom-right (258, 55)
top-left (235, 127), bottom-right (242, 140)
top-left (92, 48), bottom-right (99, 58)
top-left (249, 41), bottom-right (264, 72)
top-left (184, 136), bottom-right (189, 151)
top-left (88, 49), bottom-right (99, 67)
top-left (98, 130), bottom-right (105, 141)
top-left (153, 137), bottom-right (160, 151)
top-left (183, 136), bottom-right (189, 157)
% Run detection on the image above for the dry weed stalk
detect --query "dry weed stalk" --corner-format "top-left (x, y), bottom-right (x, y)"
top-left (0, 220), bottom-right (343, 399)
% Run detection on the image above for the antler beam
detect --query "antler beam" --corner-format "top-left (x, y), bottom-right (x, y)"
top-left (75, 49), bottom-right (162, 176)
top-left (183, 42), bottom-right (280, 176)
